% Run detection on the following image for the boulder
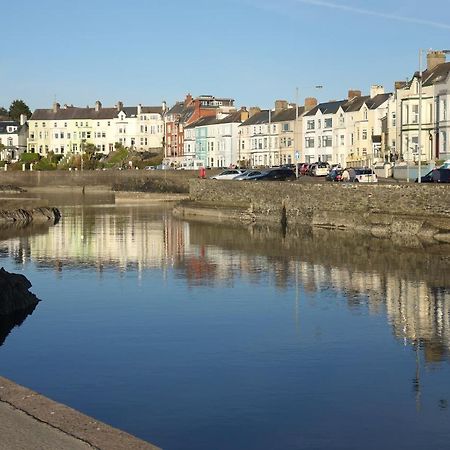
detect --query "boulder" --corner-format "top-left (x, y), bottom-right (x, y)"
top-left (0, 268), bottom-right (39, 316)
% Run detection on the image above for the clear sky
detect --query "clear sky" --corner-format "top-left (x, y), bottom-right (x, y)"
top-left (1, 0), bottom-right (449, 111)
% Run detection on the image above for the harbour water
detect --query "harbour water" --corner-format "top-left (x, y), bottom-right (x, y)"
top-left (0, 199), bottom-right (449, 450)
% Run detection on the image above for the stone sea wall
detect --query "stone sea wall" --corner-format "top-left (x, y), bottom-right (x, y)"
top-left (182, 180), bottom-right (450, 243)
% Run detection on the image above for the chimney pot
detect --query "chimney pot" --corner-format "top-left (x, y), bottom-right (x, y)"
top-left (427, 50), bottom-right (446, 71)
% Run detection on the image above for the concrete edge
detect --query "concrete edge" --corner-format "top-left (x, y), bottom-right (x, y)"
top-left (0, 376), bottom-right (161, 450)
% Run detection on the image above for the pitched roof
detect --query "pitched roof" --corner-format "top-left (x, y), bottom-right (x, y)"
top-left (271, 106), bottom-right (305, 123)
top-left (422, 62), bottom-right (450, 87)
top-left (366, 93), bottom-right (392, 109)
top-left (240, 110), bottom-right (270, 126)
top-left (184, 115), bottom-right (219, 129)
top-left (30, 105), bottom-right (163, 121)
top-left (343, 96), bottom-right (370, 112)
top-left (0, 121), bottom-right (19, 134)
top-left (218, 110), bottom-right (245, 124)
top-left (304, 100), bottom-right (347, 116)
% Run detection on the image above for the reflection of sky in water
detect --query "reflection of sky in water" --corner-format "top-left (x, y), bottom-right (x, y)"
top-left (0, 205), bottom-right (449, 450)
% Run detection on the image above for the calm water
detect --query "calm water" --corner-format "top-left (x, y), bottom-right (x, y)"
top-left (0, 199), bottom-right (449, 450)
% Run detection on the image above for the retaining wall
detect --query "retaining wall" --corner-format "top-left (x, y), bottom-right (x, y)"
top-left (186, 180), bottom-right (450, 243)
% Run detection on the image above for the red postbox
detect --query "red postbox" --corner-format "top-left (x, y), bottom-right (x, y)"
top-left (199, 167), bottom-right (206, 179)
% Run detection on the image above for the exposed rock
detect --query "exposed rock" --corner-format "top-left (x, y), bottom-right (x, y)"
top-left (0, 207), bottom-right (61, 225)
top-left (0, 268), bottom-right (40, 316)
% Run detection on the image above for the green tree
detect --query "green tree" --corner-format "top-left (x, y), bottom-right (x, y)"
top-left (0, 106), bottom-right (8, 118)
top-left (9, 99), bottom-right (32, 122)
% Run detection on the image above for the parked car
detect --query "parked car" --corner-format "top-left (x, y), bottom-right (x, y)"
top-left (415, 168), bottom-right (450, 183)
top-left (342, 167), bottom-right (378, 183)
top-left (310, 162), bottom-right (330, 177)
top-left (251, 167), bottom-right (296, 181)
top-left (233, 170), bottom-right (264, 180)
top-left (210, 169), bottom-right (245, 180)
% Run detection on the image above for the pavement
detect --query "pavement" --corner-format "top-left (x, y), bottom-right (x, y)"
top-left (0, 376), bottom-right (161, 450)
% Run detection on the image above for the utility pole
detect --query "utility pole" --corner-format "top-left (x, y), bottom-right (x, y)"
top-left (295, 87), bottom-right (299, 178)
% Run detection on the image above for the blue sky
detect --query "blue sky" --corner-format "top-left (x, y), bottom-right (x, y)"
top-left (1, 0), bottom-right (449, 111)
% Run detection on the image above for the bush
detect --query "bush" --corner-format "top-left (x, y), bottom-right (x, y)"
top-left (20, 153), bottom-right (40, 163)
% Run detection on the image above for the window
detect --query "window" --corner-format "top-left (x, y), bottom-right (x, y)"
top-left (340, 135), bottom-right (344, 146)
top-left (392, 112), bottom-right (396, 127)
top-left (64, 122), bottom-right (67, 127)
top-left (305, 137), bottom-right (315, 148)
top-left (324, 118), bottom-right (332, 128)
top-left (363, 109), bottom-right (368, 120)
top-left (54, 122), bottom-right (57, 127)
top-left (443, 100), bottom-right (447, 120)
top-left (318, 119), bottom-right (321, 129)
top-left (307, 120), bottom-right (315, 130)
top-left (283, 123), bottom-right (290, 132)
top-left (323, 136), bottom-right (332, 147)
top-left (412, 105), bottom-right (419, 124)
top-left (362, 129), bottom-right (367, 140)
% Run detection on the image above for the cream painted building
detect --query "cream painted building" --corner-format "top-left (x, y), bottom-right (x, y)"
top-left (27, 101), bottom-right (165, 157)
top-left (396, 51), bottom-right (450, 163)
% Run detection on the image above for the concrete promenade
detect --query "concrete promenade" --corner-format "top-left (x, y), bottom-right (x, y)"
top-left (0, 376), bottom-right (161, 450)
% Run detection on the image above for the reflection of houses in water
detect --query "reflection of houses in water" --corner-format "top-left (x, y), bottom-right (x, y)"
top-left (1, 209), bottom-right (449, 361)
top-left (2, 209), bottom-right (191, 272)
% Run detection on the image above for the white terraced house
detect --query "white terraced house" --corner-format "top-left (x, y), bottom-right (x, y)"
top-left (27, 101), bottom-right (165, 157)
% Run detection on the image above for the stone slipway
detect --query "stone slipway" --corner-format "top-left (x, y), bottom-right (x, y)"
top-left (0, 376), bottom-right (161, 450)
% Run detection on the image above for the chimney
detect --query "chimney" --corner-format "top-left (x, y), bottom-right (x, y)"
top-left (116, 101), bottom-right (123, 111)
top-left (394, 81), bottom-right (407, 91)
top-left (370, 85), bottom-right (384, 98)
top-left (348, 90), bottom-right (362, 100)
top-left (137, 104), bottom-right (142, 115)
top-left (95, 100), bottom-right (102, 112)
top-left (249, 107), bottom-right (261, 118)
top-left (275, 100), bottom-right (288, 112)
top-left (304, 97), bottom-right (318, 112)
top-left (184, 93), bottom-right (193, 106)
top-left (20, 114), bottom-right (27, 126)
top-left (240, 107), bottom-right (249, 122)
top-left (162, 101), bottom-right (167, 113)
top-left (427, 50), bottom-right (446, 71)
top-left (52, 102), bottom-right (60, 113)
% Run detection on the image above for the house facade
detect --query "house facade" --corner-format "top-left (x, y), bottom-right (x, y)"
top-left (396, 51), bottom-right (450, 163)
top-left (164, 94), bottom-right (235, 165)
top-left (0, 116), bottom-right (28, 161)
top-left (27, 101), bottom-right (164, 157)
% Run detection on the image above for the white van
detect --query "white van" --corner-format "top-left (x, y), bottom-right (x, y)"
top-left (176, 160), bottom-right (205, 170)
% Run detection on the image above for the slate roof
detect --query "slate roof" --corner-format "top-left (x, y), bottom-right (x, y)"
top-left (366, 93), bottom-right (392, 109)
top-left (304, 100), bottom-right (347, 116)
top-left (343, 96), bottom-right (370, 112)
top-left (422, 62), bottom-right (450, 87)
top-left (240, 110), bottom-right (270, 126)
top-left (271, 106), bottom-right (305, 122)
top-left (184, 115), bottom-right (218, 129)
top-left (218, 110), bottom-right (245, 124)
top-left (0, 121), bottom-right (19, 134)
top-left (30, 105), bottom-right (163, 121)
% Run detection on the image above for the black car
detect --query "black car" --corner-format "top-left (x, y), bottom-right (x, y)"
top-left (252, 168), bottom-right (296, 181)
top-left (416, 168), bottom-right (450, 183)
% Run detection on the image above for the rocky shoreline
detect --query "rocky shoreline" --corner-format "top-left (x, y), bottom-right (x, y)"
top-left (0, 207), bottom-right (61, 225)
top-left (0, 268), bottom-right (39, 316)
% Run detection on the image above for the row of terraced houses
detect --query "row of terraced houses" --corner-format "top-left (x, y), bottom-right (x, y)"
top-left (1, 50), bottom-right (449, 167)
